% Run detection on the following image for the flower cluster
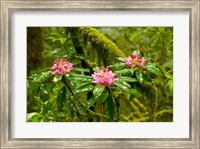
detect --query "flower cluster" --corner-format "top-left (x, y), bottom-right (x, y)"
top-left (92, 67), bottom-right (116, 86)
top-left (125, 54), bottom-right (146, 68)
top-left (51, 58), bottom-right (73, 75)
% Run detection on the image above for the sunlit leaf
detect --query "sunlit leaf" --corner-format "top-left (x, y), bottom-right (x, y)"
top-left (145, 63), bottom-right (162, 76)
top-left (27, 112), bottom-right (43, 121)
top-left (32, 71), bottom-right (51, 82)
top-left (119, 76), bottom-right (137, 82)
top-left (75, 82), bottom-right (94, 94)
top-left (114, 81), bottom-right (131, 90)
top-left (132, 50), bottom-right (140, 55)
top-left (93, 84), bottom-right (105, 99)
top-left (73, 68), bottom-right (90, 73)
top-left (116, 57), bottom-right (126, 62)
top-left (58, 38), bottom-right (67, 45)
top-left (53, 75), bottom-right (62, 83)
top-left (136, 70), bottom-right (143, 83)
top-left (115, 68), bottom-right (134, 75)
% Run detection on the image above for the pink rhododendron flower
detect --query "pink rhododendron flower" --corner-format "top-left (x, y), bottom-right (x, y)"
top-left (51, 58), bottom-right (73, 75)
top-left (125, 54), bottom-right (146, 68)
top-left (92, 67), bottom-right (116, 86)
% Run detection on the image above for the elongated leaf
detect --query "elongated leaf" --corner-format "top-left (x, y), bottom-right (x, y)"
top-left (145, 63), bottom-right (162, 76)
top-left (165, 73), bottom-right (173, 79)
top-left (27, 112), bottom-right (43, 121)
top-left (114, 81), bottom-right (131, 90)
top-left (99, 90), bottom-right (108, 102)
top-left (93, 84), bottom-right (105, 99)
top-left (115, 68), bottom-right (134, 75)
top-left (142, 72), bottom-right (152, 82)
top-left (116, 57), bottom-right (126, 62)
top-left (53, 75), bottom-right (62, 83)
top-left (32, 71), bottom-right (51, 82)
top-left (75, 54), bottom-right (87, 60)
top-left (66, 73), bottom-right (92, 82)
top-left (136, 70), bottom-right (143, 83)
top-left (166, 79), bottom-right (173, 91)
top-left (57, 86), bottom-right (66, 111)
top-left (46, 36), bottom-right (57, 43)
top-left (75, 82), bottom-right (94, 94)
top-left (108, 62), bottom-right (126, 68)
top-left (86, 95), bottom-right (97, 108)
top-left (106, 94), bottom-right (115, 121)
top-left (73, 68), bottom-right (90, 73)
top-left (119, 77), bottom-right (137, 82)
top-left (43, 48), bottom-right (62, 57)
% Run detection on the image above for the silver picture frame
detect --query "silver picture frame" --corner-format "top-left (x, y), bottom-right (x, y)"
top-left (1, 0), bottom-right (199, 148)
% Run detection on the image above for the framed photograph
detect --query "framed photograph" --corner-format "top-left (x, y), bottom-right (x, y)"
top-left (1, 0), bottom-right (199, 148)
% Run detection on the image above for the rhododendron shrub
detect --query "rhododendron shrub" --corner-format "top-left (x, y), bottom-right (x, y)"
top-left (27, 27), bottom-right (173, 122)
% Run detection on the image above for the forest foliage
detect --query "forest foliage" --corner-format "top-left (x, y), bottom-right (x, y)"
top-left (27, 27), bottom-right (173, 122)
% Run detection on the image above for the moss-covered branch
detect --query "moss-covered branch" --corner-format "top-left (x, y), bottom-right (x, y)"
top-left (79, 27), bottom-right (126, 66)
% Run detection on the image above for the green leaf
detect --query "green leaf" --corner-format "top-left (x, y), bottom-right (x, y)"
top-left (57, 86), bottom-right (66, 111)
top-left (141, 72), bottom-right (152, 82)
top-left (129, 94), bottom-right (135, 101)
top-left (68, 47), bottom-right (75, 54)
top-left (165, 73), bottom-right (173, 79)
top-left (66, 73), bottom-right (92, 82)
top-left (49, 94), bottom-right (57, 107)
top-left (50, 32), bottom-right (61, 37)
top-left (58, 38), bottom-right (67, 45)
top-left (145, 63), bottom-right (162, 76)
top-left (93, 66), bottom-right (101, 71)
top-left (27, 112), bottom-right (43, 121)
top-left (115, 68), bottom-right (134, 75)
top-left (75, 82), bottom-right (94, 94)
top-left (73, 68), bottom-right (90, 73)
top-left (53, 75), bottom-right (62, 83)
top-left (46, 36), bottom-right (57, 43)
top-left (119, 77), bottom-right (137, 82)
top-left (75, 54), bottom-right (87, 60)
top-left (108, 62), bottom-right (126, 68)
top-left (116, 57), bottom-right (126, 62)
top-left (128, 89), bottom-right (140, 97)
top-left (32, 71), bottom-right (51, 82)
top-left (136, 70), bottom-right (143, 83)
top-left (86, 95), bottom-right (97, 108)
top-left (93, 84), bottom-right (105, 99)
top-left (166, 79), bottom-right (173, 91)
top-left (114, 81), bottom-right (131, 90)
top-left (106, 94), bottom-right (115, 121)
top-left (43, 48), bottom-right (62, 57)
top-left (99, 90), bottom-right (108, 102)
top-left (132, 50), bottom-right (140, 55)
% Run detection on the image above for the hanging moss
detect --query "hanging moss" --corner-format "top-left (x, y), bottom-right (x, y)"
top-left (141, 82), bottom-right (156, 122)
top-left (79, 27), bottom-right (126, 66)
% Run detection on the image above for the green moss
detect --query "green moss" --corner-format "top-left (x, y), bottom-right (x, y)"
top-left (155, 109), bottom-right (173, 122)
top-left (141, 82), bottom-right (156, 122)
top-left (79, 27), bottom-right (126, 66)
